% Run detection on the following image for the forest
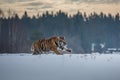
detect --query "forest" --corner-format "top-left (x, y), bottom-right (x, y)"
top-left (0, 9), bottom-right (120, 53)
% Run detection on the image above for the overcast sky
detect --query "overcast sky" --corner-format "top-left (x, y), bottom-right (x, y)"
top-left (0, 0), bottom-right (120, 16)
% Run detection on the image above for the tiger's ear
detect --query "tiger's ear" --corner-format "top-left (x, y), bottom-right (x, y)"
top-left (59, 36), bottom-right (65, 40)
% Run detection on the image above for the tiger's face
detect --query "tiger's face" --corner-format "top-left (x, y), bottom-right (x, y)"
top-left (59, 36), bottom-right (67, 45)
top-left (58, 36), bottom-right (72, 52)
top-left (58, 36), bottom-right (67, 50)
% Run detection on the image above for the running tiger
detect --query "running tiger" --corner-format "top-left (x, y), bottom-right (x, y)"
top-left (31, 36), bottom-right (71, 55)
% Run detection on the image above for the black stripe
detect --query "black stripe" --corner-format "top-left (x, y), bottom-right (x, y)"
top-left (55, 41), bottom-right (59, 47)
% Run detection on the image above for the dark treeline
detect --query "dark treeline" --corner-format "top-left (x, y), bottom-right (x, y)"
top-left (0, 9), bottom-right (120, 53)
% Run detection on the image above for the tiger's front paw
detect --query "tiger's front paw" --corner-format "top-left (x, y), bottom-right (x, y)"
top-left (66, 49), bottom-right (72, 52)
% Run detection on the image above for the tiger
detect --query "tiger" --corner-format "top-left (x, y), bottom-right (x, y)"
top-left (31, 36), bottom-right (71, 55)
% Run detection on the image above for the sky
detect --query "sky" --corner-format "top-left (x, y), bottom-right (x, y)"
top-left (0, 0), bottom-right (120, 17)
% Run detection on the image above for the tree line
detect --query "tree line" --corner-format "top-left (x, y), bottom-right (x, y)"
top-left (0, 9), bottom-right (120, 53)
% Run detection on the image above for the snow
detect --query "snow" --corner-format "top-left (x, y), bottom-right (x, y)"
top-left (0, 53), bottom-right (120, 80)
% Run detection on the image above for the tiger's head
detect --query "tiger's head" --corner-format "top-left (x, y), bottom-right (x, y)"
top-left (59, 36), bottom-right (67, 46)
top-left (49, 36), bottom-right (71, 53)
top-left (57, 36), bottom-right (68, 50)
top-left (58, 36), bottom-right (72, 52)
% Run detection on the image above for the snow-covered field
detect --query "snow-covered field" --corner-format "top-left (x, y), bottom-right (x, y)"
top-left (0, 53), bottom-right (120, 80)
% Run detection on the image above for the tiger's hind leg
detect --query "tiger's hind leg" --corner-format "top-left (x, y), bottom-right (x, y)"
top-left (32, 49), bottom-right (40, 55)
top-left (33, 51), bottom-right (39, 55)
top-left (33, 52), bottom-right (39, 55)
